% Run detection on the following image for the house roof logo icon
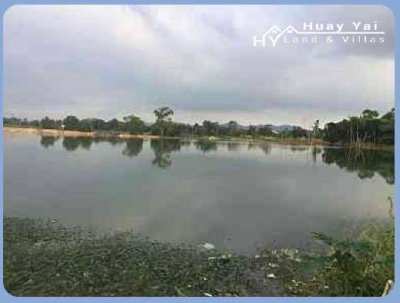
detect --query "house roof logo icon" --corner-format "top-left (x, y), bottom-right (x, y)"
top-left (254, 25), bottom-right (300, 47)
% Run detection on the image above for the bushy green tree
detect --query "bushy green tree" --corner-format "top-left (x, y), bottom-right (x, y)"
top-left (63, 116), bottom-right (80, 131)
top-left (153, 107), bottom-right (174, 137)
top-left (40, 116), bottom-right (58, 129)
top-left (123, 115), bottom-right (145, 134)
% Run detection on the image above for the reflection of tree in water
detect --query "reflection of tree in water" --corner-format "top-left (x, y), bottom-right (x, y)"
top-left (312, 146), bottom-right (322, 163)
top-left (247, 142), bottom-right (258, 150)
top-left (106, 137), bottom-right (124, 146)
top-left (61, 137), bottom-right (94, 151)
top-left (150, 139), bottom-right (181, 169)
top-left (60, 137), bottom-right (128, 152)
top-left (40, 136), bottom-right (59, 148)
top-left (62, 137), bottom-right (81, 151)
top-left (322, 147), bottom-right (394, 184)
top-left (247, 142), bottom-right (271, 155)
top-left (195, 139), bottom-right (217, 153)
top-left (258, 143), bottom-right (272, 155)
top-left (122, 139), bottom-right (144, 157)
top-left (290, 146), bottom-right (309, 152)
top-left (79, 137), bottom-right (93, 150)
top-left (227, 142), bottom-right (241, 152)
top-left (180, 140), bottom-right (192, 148)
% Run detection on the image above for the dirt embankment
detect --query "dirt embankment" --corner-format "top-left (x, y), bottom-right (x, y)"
top-left (3, 127), bottom-right (161, 139)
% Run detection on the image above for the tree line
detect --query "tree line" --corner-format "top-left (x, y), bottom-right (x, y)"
top-left (323, 108), bottom-right (394, 145)
top-left (4, 107), bottom-right (395, 144)
top-left (3, 106), bottom-right (282, 138)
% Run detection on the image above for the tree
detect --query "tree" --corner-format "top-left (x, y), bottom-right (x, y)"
top-left (381, 108), bottom-right (394, 120)
top-left (106, 118), bottom-right (122, 131)
top-left (247, 125), bottom-right (257, 137)
top-left (91, 118), bottom-right (107, 131)
top-left (40, 116), bottom-right (58, 129)
top-left (202, 120), bottom-right (219, 136)
top-left (312, 120), bottom-right (320, 139)
top-left (153, 107), bottom-right (174, 137)
top-left (323, 109), bottom-right (394, 145)
top-left (63, 116), bottom-right (80, 131)
top-left (291, 126), bottom-right (308, 138)
top-left (227, 121), bottom-right (239, 136)
top-left (258, 125), bottom-right (274, 137)
top-left (123, 115), bottom-right (145, 134)
top-left (362, 109), bottom-right (379, 120)
top-left (78, 119), bottom-right (94, 132)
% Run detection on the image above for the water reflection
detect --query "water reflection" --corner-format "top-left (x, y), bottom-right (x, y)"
top-left (227, 142), bottom-right (240, 152)
top-left (62, 137), bottom-right (81, 151)
top-left (258, 143), bottom-right (272, 155)
top-left (312, 146), bottom-right (322, 163)
top-left (195, 139), bottom-right (217, 153)
top-left (39, 135), bottom-right (394, 184)
top-left (322, 147), bottom-right (394, 184)
top-left (79, 137), bottom-right (93, 150)
top-left (290, 146), bottom-right (309, 152)
top-left (40, 136), bottom-right (59, 148)
top-left (150, 139), bottom-right (181, 169)
top-left (122, 139), bottom-right (143, 158)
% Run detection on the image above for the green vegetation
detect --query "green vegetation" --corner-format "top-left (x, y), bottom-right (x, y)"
top-left (298, 198), bottom-right (394, 296)
top-left (123, 115), bottom-right (146, 135)
top-left (4, 108), bottom-right (394, 146)
top-left (324, 108), bottom-right (395, 145)
top-left (5, 200), bottom-right (394, 297)
top-left (153, 106), bottom-right (174, 137)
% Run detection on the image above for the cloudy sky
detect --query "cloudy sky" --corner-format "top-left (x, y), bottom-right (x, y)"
top-left (4, 5), bottom-right (394, 128)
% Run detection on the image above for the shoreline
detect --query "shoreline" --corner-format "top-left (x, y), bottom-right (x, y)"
top-left (4, 216), bottom-right (393, 296)
top-left (3, 126), bottom-right (161, 140)
top-left (3, 126), bottom-right (394, 150)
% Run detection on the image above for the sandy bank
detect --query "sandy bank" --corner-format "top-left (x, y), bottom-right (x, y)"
top-left (4, 127), bottom-right (161, 139)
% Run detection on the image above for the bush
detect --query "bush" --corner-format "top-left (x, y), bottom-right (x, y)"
top-left (300, 197), bottom-right (394, 296)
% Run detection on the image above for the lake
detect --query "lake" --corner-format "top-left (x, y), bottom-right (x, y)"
top-left (4, 133), bottom-right (394, 254)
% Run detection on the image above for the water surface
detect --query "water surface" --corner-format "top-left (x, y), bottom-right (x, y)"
top-left (4, 133), bottom-right (394, 253)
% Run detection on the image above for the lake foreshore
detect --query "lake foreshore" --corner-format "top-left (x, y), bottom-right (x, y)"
top-left (3, 126), bottom-right (161, 140)
top-left (3, 126), bottom-right (394, 151)
top-left (4, 217), bottom-right (298, 296)
top-left (4, 216), bottom-right (393, 297)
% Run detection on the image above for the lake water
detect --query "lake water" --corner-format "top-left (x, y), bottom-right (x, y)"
top-left (4, 133), bottom-right (394, 254)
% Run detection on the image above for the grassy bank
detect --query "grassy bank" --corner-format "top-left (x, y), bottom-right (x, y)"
top-left (4, 212), bottom-right (394, 297)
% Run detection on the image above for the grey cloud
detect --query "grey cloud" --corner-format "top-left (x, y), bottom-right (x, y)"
top-left (4, 5), bottom-right (394, 127)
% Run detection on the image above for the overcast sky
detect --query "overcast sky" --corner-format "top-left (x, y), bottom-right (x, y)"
top-left (4, 5), bottom-right (394, 128)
